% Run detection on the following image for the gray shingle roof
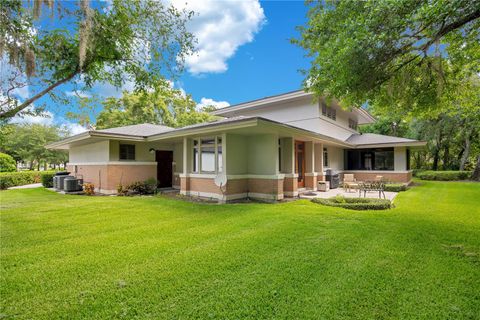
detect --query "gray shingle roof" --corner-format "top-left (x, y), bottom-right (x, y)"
top-left (96, 123), bottom-right (173, 136)
top-left (346, 133), bottom-right (418, 145)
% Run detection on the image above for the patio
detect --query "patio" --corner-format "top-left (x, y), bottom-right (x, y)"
top-left (299, 187), bottom-right (398, 201)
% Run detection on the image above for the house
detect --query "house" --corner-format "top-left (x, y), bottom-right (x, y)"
top-left (47, 90), bottom-right (426, 201)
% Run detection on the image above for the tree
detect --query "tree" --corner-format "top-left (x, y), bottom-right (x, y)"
top-left (294, 0), bottom-right (479, 114)
top-left (0, 123), bottom-right (69, 170)
top-left (0, 152), bottom-right (16, 172)
top-left (95, 80), bottom-right (213, 129)
top-left (0, 0), bottom-right (195, 119)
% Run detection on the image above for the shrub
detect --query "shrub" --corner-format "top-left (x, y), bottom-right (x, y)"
top-left (83, 183), bottom-right (95, 195)
top-left (312, 196), bottom-right (392, 210)
top-left (0, 171), bottom-right (56, 189)
top-left (416, 171), bottom-right (472, 181)
top-left (41, 172), bottom-right (55, 188)
top-left (125, 178), bottom-right (157, 195)
top-left (0, 153), bottom-right (16, 172)
top-left (384, 184), bottom-right (407, 192)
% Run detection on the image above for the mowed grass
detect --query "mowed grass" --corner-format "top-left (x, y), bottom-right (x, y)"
top-left (1, 181), bottom-right (479, 319)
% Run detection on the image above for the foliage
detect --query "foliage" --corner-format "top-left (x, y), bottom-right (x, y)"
top-left (312, 196), bottom-right (392, 210)
top-left (1, 0), bottom-right (195, 119)
top-left (0, 170), bottom-right (55, 189)
top-left (416, 170), bottom-right (472, 181)
top-left (124, 178), bottom-right (157, 195)
top-left (384, 184), bottom-right (407, 192)
top-left (40, 172), bottom-right (54, 188)
top-left (3, 181), bottom-right (478, 318)
top-left (95, 80), bottom-right (213, 129)
top-left (82, 183), bottom-right (95, 195)
top-left (0, 152), bottom-right (16, 172)
top-left (294, 0), bottom-right (480, 115)
top-left (0, 123), bottom-right (69, 170)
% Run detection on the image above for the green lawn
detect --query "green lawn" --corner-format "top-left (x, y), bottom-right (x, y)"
top-left (1, 181), bottom-right (479, 319)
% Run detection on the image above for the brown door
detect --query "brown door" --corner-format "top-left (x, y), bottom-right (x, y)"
top-left (156, 150), bottom-right (173, 188)
top-left (295, 141), bottom-right (305, 188)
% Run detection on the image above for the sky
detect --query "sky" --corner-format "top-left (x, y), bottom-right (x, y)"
top-left (9, 0), bottom-right (311, 134)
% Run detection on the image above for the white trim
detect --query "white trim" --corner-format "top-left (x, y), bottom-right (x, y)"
top-left (305, 172), bottom-right (318, 177)
top-left (284, 173), bottom-right (299, 178)
top-left (248, 192), bottom-right (284, 201)
top-left (68, 161), bottom-right (157, 166)
top-left (284, 191), bottom-right (299, 197)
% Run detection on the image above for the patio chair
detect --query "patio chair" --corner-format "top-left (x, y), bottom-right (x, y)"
top-left (343, 174), bottom-right (359, 192)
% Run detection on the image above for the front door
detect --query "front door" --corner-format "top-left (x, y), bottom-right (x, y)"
top-left (156, 150), bottom-right (173, 188)
top-left (295, 141), bottom-right (305, 188)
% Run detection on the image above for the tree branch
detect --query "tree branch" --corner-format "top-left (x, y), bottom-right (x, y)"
top-left (0, 68), bottom-right (80, 120)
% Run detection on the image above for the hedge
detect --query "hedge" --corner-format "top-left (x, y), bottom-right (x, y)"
top-left (0, 171), bottom-right (56, 190)
top-left (41, 172), bottom-right (55, 188)
top-left (312, 196), bottom-right (392, 210)
top-left (384, 183), bottom-right (407, 192)
top-left (416, 170), bottom-right (472, 181)
top-left (0, 153), bottom-right (16, 172)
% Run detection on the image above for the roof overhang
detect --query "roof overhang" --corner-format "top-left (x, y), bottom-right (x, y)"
top-left (45, 131), bottom-right (146, 150)
top-left (352, 141), bottom-right (427, 149)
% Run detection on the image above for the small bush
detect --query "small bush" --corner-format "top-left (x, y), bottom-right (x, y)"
top-left (41, 173), bottom-right (55, 188)
top-left (312, 196), bottom-right (391, 210)
top-left (416, 171), bottom-right (472, 181)
top-left (125, 178), bottom-right (157, 195)
top-left (0, 153), bottom-right (16, 172)
top-left (0, 171), bottom-right (56, 189)
top-left (384, 184), bottom-right (407, 192)
top-left (83, 183), bottom-right (95, 195)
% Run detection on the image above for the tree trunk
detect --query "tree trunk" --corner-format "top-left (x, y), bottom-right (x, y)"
top-left (460, 131), bottom-right (471, 171)
top-left (472, 154), bottom-right (480, 181)
top-left (442, 143), bottom-right (450, 170)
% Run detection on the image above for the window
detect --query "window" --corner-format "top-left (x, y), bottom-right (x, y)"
top-left (320, 102), bottom-right (336, 121)
top-left (345, 148), bottom-right (394, 171)
top-left (323, 147), bottom-right (329, 167)
top-left (278, 139), bottom-right (282, 172)
top-left (193, 140), bottom-right (199, 172)
top-left (192, 136), bottom-right (223, 173)
top-left (348, 118), bottom-right (358, 130)
top-left (119, 144), bottom-right (135, 160)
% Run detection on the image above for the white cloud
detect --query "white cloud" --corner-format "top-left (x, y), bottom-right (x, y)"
top-left (10, 107), bottom-right (88, 135)
top-left (196, 97), bottom-right (230, 110)
top-left (172, 0), bottom-right (266, 74)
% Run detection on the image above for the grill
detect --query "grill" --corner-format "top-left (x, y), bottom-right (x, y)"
top-left (325, 169), bottom-right (340, 189)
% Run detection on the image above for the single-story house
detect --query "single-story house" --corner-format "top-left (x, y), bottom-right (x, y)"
top-left (47, 90), bottom-right (426, 201)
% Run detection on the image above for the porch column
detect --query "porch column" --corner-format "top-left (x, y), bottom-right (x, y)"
top-left (282, 137), bottom-right (298, 197)
top-left (315, 143), bottom-right (324, 181)
top-left (305, 141), bottom-right (317, 190)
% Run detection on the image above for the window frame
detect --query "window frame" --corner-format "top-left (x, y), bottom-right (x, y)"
top-left (192, 136), bottom-right (223, 174)
top-left (119, 144), bottom-right (135, 161)
top-left (319, 102), bottom-right (336, 121)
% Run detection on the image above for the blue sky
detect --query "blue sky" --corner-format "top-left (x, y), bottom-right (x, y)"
top-left (10, 1), bottom-right (311, 132)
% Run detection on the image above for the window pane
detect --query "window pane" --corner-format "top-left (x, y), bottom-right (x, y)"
top-left (119, 144), bottom-right (135, 160)
top-left (201, 146), bottom-right (215, 172)
top-left (323, 148), bottom-right (328, 167)
top-left (193, 147), bottom-right (198, 172)
top-left (217, 137), bottom-right (223, 173)
top-left (201, 138), bottom-right (215, 146)
top-left (374, 150), bottom-right (394, 170)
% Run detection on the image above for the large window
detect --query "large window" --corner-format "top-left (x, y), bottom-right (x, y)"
top-left (192, 136), bottom-right (223, 173)
top-left (344, 148), bottom-right (394, 171)
top-left (119, 144), bottom-right (135, 160)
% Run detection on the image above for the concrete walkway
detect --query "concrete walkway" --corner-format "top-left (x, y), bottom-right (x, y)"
top-left (299, 188), bottom-right (398, 201)
top-left (8, 183), bottom-right (43, 190)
